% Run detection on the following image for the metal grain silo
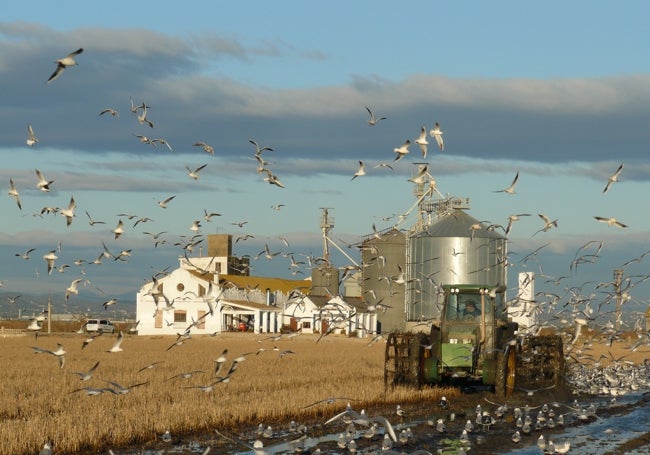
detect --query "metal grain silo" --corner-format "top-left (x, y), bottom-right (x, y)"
top-left (406, 209), bottom-right (507, 321)
top-left (361, 228), bottom-right (406, 332)
top-left (310, 266), bottom-right (340, 297)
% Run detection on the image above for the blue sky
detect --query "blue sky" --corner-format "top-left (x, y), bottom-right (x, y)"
top-left (1, 2), bottom-right (650, 318)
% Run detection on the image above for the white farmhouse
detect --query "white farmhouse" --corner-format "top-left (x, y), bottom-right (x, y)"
top-left (135, 234), bottom-right (310, 336)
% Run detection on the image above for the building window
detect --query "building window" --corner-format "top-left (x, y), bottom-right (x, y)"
top-left (174, 311), bottom-right (187, 323)
top-left (177, 283), bottom-right (185, 292)
top-left (302, 321), bottom-right (311, 329)
top-left (198, 285), bottom-right (205, 297)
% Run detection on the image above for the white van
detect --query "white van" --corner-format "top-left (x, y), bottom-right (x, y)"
top-left (85, 318), bottom-right (115, 333)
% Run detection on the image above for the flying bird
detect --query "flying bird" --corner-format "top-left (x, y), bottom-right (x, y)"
top-left (35, 169), bottom-right (54, 192)
top-left (594, 216), bottom-right (627, 228)
top-left (157, 195), bottom-right (176, 209)
top-left (112, 219), bottom-right (125, 239)
top-left (415, 126), bottom-right (429, 158)
top-left (26, 124), bottom-right (39, 146)
top-left (42, 250), bottom-right (58, 275)
top-left (603, 163), bottom-right (623, 194)
top-left (193, 142), bottom-right (215, 155)
top-left (186, 164), bottom-right (207, 180)
top-left (351, 161), bottom-right (366, 180)
top-left (393, 140), bottom-right (411, 161)
top-left (85, 210), bottom-right (106, 226)
top-left (203, 209), bottom-right (221, 221)
top-left (249, 139), bottom-right (273, 155)
top-left (65, 278), bottom-right (83, 301)
top-left (107, 331), bottom-right (125, 353)
top-left (47, 48), bottom-right (84, 84)
top-left (531, 213), bottom-right (558, 237)
top-left (429, 122), bottom-right (444, 151)
top-left (8, 178), bottom-right (22, 210)
top-left (99, 108), bottom-right (119, 118)
top-left (365, 106), bottom-right (387, 126)
top-left (60, 196), bottom-right (76, 227)
top-left (494, 172), bottom-right (519, 194)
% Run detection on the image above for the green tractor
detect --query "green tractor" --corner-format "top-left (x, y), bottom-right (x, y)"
top-left (384, 284), bottom-right (566, 397)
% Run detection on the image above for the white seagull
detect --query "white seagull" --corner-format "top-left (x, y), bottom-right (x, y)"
top-left (193, 142), bottom-right (215, 155)
top-left (429, 122), bottom-right (444, 151)
top-left (157, 195), bottom-right (176, 209)
top-left (65, 278), bottom-right (83, 301)
top-left (60, 196), bottom-right (76, 227)
top-left (594, 216), bottom-right (627, 228)
top-left (351, 161), bottom-right (366, 180)
top-left (393, 140), bottom-right (411, 161)
top-left (112, 219), bottom-right (124, 239)
top-left (107, 331), bottom-right (125, 353)
top-left (99, 108), bottom-right (119, 118)
top-left (8, 178), bottom-right (22, 210)
top-left (47, 48), bottom-right (84, 84)
top-left (26, 124), bottom-right (39, 146)
top-left (603, 163), bottom-right (623, 194)
top-left (415, 126), bottom-right (429, 158)
top-left (42, 250), bottom-right (58, 275)
top-left (35, 169), bottom-right (54, 192)
top-left (494, 172), bottom-right (519, 194)
top-left (186, 164), bottom-right (207, 180)
top-left (365, 106), bottom-right (387, 126)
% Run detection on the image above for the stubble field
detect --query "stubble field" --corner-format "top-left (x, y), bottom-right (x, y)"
top-left (0, 328), bottom-right (454, 454)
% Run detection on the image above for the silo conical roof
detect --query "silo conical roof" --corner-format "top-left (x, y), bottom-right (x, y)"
top-left (416, 210), bottom-right (506, 240)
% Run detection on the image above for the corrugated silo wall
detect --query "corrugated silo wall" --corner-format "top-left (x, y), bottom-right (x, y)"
top-left (310, 266), bottom-right (340, 297)
top-left (407, 230), bottom-right (507, 321)
top-left (361, 229), bottom-right (406, 333)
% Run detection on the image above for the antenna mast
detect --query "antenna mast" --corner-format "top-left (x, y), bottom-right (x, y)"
top-left (320, 207), bottom-right (334, 265)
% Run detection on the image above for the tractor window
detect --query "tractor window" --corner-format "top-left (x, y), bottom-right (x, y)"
top-left (446, 294), bottom-right (493, 321)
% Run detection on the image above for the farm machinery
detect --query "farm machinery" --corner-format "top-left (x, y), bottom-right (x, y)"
top-left (384, 284), bottom-right (566, 397)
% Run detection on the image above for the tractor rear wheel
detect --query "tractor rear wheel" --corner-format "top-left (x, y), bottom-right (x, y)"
top-left (495, 344), bottom-right (516, 397)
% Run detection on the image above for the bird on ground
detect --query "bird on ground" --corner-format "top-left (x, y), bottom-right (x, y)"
top-left (8, 178), bottom-right (22, 210)
top-left (193, 142), bottom-right (215, 155)
top-left (70, 361), bottom-right (100, 380)
top-left (494, 171), bottom-right (519, 194)
top-left (38, 442), bottom-right (53, 455)
top-left (186, 164), bottom-right (207, 180)
top-left (99, 108), bottom-right (119, 117)
top-left (365, 106), bottom-right (387, 126)
top-left (65, 278), bottom-right (83, 301)
top-left (603, 163), bottom-right (623, 194)
top-left (594, 216), bottom-right (627, 228)
top-left (26, 124), bottom-right (39, 146)
top-left (429, 122), bottom-right (444, 151)
top-left (60, 196), bottom-right (76, 227)
top-left (415, 126), bottom-right (429, 158)
top-left (42, 250), bottom-right (58, 275)
top-left (351, 161), bottom-right (366, 180)
top-left (47, 48), bottom-right (83, 83)
top-left (393, 140), bottom-right (411, 161)
top-left (107, 331), bottom-right (124, 353)
top-left (35, 169), bottom-right (54, 192)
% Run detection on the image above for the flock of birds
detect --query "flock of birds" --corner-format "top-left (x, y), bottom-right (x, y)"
top-left (4, 47), bottom-right (649, 455)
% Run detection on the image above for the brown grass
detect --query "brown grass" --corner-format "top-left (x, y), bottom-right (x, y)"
top-left (0, 330), bottom-right (456, 454)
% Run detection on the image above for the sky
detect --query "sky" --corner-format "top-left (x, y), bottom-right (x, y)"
top-left (1, 1), bottom-right (650, 319)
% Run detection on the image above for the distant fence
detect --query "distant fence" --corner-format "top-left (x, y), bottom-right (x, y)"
top-left (0, 327), bottom-right (25, 337)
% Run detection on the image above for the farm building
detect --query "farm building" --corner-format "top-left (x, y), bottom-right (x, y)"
top-left (135, 233), bottom-right (379, 337)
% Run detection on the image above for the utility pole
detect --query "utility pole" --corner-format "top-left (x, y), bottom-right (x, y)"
top-left (613, 269), bottom-right (624, 331)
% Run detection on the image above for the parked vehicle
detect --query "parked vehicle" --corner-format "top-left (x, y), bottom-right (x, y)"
top-left (85, 318), bottom-right (115, 333)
